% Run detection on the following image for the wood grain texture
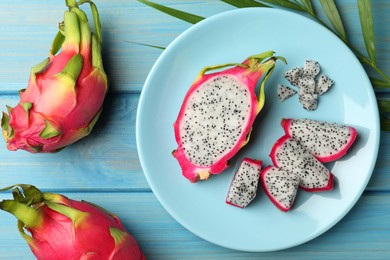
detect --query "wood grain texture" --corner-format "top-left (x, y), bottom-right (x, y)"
top-left (0, 192), bottom-right (388, 259)
top-left (0, 0), bottom-right (389, 259)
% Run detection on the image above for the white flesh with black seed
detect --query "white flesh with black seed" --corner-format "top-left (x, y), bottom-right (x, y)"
top-left (285, 119), bottom-right (354, 160)
top-left (179, 75), bottom-right (251, 166)
top-left (315, 74), bottom-right (334, 95)
top-left (302, 59), bottom-right (320, 78)
top-left (273, 138), bottom-right (332, 190)
top-left (298, 77), bottom-right (316, 94)
top-left (262, 166), bottom-right (300, 211)
top-left (277, 84), bottom-right (297, 101)
top-left (299, 93), bottom-right (318, 110)
top-left (283, 67), bottom-right (302, 86)
top-left (226, 160), bottom-right (261, 208)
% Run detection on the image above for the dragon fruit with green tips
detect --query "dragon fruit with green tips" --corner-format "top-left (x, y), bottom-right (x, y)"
top-left (1, 0), bottom-right (107, 153)
top-left (173, 51), bottom-right (286, 182)
top-left (0, 184), bottom-right (145, 260)
top-left (281, 118), bottom-right (357, 163)
top-left (226, 158), bottom-right (262, 208)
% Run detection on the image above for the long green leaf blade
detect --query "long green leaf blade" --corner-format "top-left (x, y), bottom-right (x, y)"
top-left (358, 0), bottom-right (376, 65)
top-left (380, 115), bottom-right (390, 131)
top-left (319, 0), bottom-right (347, 41)
top-left (221, 0), bottom-right (269, 8)
top-left (370, 77), bottom-right (390, 89)
top-left (378, 100), bottom-right (390, 113)
top-left (261, 0), bottom-right (304, 11)
top-left (137, 0), bottom-right (204, 24)
top-left (301, 0), bottom-right (315, 15)
top-left (126, 41), bottom-right (165, 50)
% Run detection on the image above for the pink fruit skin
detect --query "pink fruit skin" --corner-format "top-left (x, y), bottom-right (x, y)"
top-left (225, 158), bottom-right (262, 208)
top-left (2, 4), bottom-right (108, 153)
top-left (281, 118), bottom-right (358, 163)
top-left (269, 135), bottom-right (334, 192)
top-left (27, 195), bottom-right (145, 260)
top-left (173, 59), bottom-right (270, 183)
top-left (261, 165), bottom-right (294, 212)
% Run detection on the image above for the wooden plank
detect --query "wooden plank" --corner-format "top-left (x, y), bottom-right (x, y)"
top-left (0, 192), bottom-right (388, 259)
top-left (0, 0), bottom-right (233, 93)
top-left (0, 93), bottom-right (389, 191)
top-left (0, 0), bottom-right (389, 93)
top-left (0, 93), bottom-right (148, 191)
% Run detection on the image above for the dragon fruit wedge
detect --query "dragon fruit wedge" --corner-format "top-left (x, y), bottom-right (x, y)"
top-left (1, 0), bottom-right (108, 153)
top-left (173, 51), bottom-right (286, 182)
top-left (281, 118), bottom-right (358, 163)
top-left (270, 135), bottom-right (334, 192)
top-left (0, 184), bottom-right (145, 260)
top-left (226, 158), bottom-right (262, 208)
top-left (261, 166), bottom-right (299, 212)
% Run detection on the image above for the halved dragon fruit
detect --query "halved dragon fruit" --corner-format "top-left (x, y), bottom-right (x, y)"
top-left (281, 118), bottom-right (358, 163)
top-left (270, 135), bottom-right (333, 192)
top-left (226, 158), bottom-right (262, 208)
top-left (173, 51), bottom-right (286, 182)
top-left (261, 166), bottom-right (300, 212)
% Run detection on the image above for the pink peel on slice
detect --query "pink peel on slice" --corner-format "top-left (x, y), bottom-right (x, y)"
top-left (281, 118), bottom-right (358, 163)
top-left (261, 166), bottom-right (299, 212)
top-left (226, 158), bottom-right (262, 208)
top-left (270, 135), bottom-right (334, 192)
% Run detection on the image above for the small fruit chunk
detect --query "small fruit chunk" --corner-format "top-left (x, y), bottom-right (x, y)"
top-left (302, 59), bottom-right (320, 78)
top-left (270, 135), bottom-right (333, 192)
top-left (226, 158), bottom-right (262, 208)
top-left (283, 67), bottom-right (302, 86)
top-left (315, 74), bottom-right (334, 95)
top-left (281, 118), bottom-right (357, 163)
top-left (261, 166), bottom-right (300, 212)
top-left (277, 84), bottom-right (297, 101)
top-left (299, 93), bottom-right (318, 111)
top-left (281, 59), bottom-right (334, 111)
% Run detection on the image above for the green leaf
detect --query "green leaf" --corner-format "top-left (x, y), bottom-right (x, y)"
top-left (358, 0), bottom-right (376, 65)
top-left (319, 0), bottom-right (347, 41)
top-left (126, 41), bottom-right (165, 50)
top-left (370, 77), bottom-right (390, 89)
top-left (261, 0), bottom-right (304, 11)
top-left (378, 99), bottom-right (390, 113)
top-left (221, 0), bottom-right (269, 8)
top-left (380, 114), bottom-right (390, 131)
top-left (300, 0), bottom-right (315, 15)
top-left (137, 0), bottom-right (204, 24)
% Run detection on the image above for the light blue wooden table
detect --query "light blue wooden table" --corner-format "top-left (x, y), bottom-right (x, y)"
top-left (0, 1), bottom-right (389, 259)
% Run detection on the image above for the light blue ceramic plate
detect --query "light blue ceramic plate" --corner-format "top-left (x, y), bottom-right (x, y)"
top-left (136, 8), bottom-right (380, 252)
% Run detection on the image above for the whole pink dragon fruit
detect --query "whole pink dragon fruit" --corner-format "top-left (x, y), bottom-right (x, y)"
top-left (0, 184), bottom-right (145, 260)
top-left (173, 51), bottom-right (286, 182)
top-left (1, 0), bottom-right (107, 153)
